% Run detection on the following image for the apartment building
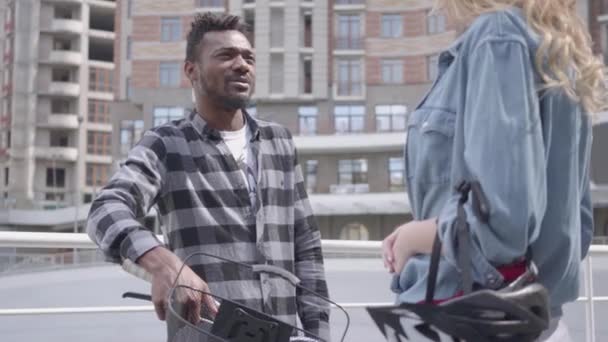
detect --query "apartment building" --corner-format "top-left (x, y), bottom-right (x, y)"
top-left (0, 0), bottom-right (117, 210)
top-left (108, 0), bottom-right (450, 240)
top-left (107, 0), bottom-right (608, 241)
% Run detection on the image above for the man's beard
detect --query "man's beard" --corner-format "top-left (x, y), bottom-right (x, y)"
top-left (200, 75), bottom-right (252, 111)
top-left (217, 92), bottom-right (251, 111)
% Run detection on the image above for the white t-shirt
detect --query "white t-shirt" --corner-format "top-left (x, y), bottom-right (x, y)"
top-left (219, 124), bottom-right (257, 209)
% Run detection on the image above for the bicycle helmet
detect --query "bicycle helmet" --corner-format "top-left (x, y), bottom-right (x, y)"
top-left (368, 181), bottom-right (550, 342)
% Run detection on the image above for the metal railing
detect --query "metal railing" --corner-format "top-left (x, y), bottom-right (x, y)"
top-left (0, 231), bottom-right (605, 342)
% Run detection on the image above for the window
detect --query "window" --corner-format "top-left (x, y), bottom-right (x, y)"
top-left (270, 9), bottom-right (284, 48)
top-left (244, 10), bottom-right (255, 47)
top-left (50, 131), bottom-right (69, 147)
top-left (51, 99), bottom-right (72, 114)
top-left (53, 38), bottom-right (71, 51)
top-left (126, 36), bottom-right (132, 60)
top-left (46, 168), bottom-right (66, 188)
top-left (381, 14), bottom-right (402, 38)
top-left (4, 167), bottom-right (8, 186)
top-left (161, 17), bottom-right (181, 42)
top-left (336, 14), bottom-right (362, 49)
top-left (428, 54), bottom-right (439, 82)
top-left (120, 120), bottom-right (144, 157)
top-left (126, 77), bottom-right (132, 99)
top-left (298, 106), bottom-right (317, 135)
top-left (54, 6), bottom-right (73, 20)
top-left (302, 10), bottom-right (312, 48)
top-left (336, 59), bottom-right (362, 96)
top-left (270, 54), bottom-right (284, 94)
top-left (88, 100), bottom-right (111, 123)
top-left (334, 105), bottom-right (365, 134)
top-left (52, 68), bottom-right (72, 82)
top-left (86, 163), bottom-right (111, 187)
top-left (338, 159), bottom-right (367, 185)
top-left (381, 59), bottom-right (403, 84)
top-left (305, 160), bottom-right (318, 194)
top-left (45, 193), bottom-right (65, 202)
top-left (339, 223), bottom-right (369, 240)
top-left (375, 105), bottom-right (407, 132)
top-left (89, 68), bottom-right (114, 92)
top-left (153, 107), bottom-right (185, 126)
top-left (389, 157), bottom-right (405, 191)
top-left (428, 13), bottom-right (446, 34)
top-left (127, 0), bottom-right (132, 18)
top-left (159, 62), bottom-right (180, 87)
top-left (198, 0), bottom-right (224, 7)
top-left (302, 57), bottom-right (312, 94)
top-left (87, 131), bottom-right (111, 155)
top-left (84, 193), bottom-right (93, 203)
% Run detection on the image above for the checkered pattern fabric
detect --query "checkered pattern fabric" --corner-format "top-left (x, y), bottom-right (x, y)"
top-left (87, 110), bottom-right (329, 339)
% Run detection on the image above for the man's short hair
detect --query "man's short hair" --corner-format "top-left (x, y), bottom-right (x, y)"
top-left (185, 12), bottom-right (250, 63)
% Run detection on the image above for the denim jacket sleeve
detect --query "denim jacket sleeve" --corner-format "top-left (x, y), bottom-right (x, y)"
top-left (437, 38), bottom-right (548, 289)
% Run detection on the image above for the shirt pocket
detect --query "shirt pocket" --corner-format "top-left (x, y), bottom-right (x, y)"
top-left (406, 108), bottom-right (456, 184)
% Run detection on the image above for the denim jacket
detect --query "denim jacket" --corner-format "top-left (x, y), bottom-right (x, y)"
top-left (392, 8), bottom-right (593, 317)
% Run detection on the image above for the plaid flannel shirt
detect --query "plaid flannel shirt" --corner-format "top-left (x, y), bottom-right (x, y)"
top-left (87, 110), bottom-right (330, 339)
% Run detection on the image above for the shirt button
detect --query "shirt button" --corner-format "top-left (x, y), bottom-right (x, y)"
top-left (422, 121), bottom-right (429, 128)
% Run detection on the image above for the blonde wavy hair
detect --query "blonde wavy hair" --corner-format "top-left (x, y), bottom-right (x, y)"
top-left (436, 0), bottom-right (607, 114)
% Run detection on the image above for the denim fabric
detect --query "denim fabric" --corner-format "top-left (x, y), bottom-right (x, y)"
top-left (393, 7), bottom-right (593, 317)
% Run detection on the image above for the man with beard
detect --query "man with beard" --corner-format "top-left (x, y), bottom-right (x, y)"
top-left (87, 13), bottom-right (330, 341)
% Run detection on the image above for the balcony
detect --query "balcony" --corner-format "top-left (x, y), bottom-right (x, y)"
top-left (47, 82), bottom-right (81, 97)
top-left (37, 114), bottom-right (81, 130)
top-left (89, 29), bottom-right (115, 41)
top-left (334, 0), bottom-right (365, 10)
top-left (34, 146), bottom-right (79, 162)
top-left (50, 19), bottom-right (83, 35)
top-left (88, 0), bottom-right (117, 9)
top-left (85, 155), bottom-right (112, 165)
top-left (47, 50), bottom-right (83, 66)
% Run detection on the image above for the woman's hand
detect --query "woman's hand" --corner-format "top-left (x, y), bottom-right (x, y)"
top-left (382, 218), bottom-right (439, 274)
top-left (382, 223), bottom-right (406, 273)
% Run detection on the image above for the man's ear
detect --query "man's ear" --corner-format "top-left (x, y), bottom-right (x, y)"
top-left (184, 60), bottom-right (198, 83)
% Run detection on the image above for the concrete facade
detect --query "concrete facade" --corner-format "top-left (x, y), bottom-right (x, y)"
top-left (0, 0), bottom-right (117, 210)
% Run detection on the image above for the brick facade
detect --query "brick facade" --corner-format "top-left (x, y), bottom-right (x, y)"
top-left (366, 12), bottom-right (380, 38)
top-left (132, 61), bottom-right (160, 88)
top-left (404, 10), bottom-right (427, 37)
top-left (404, 56), bottom-right (427, 84)
top-left (132, 16), bottom-right (160, 41)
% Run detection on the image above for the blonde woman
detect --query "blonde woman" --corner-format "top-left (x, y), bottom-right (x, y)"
top-left (381, 0), bottom-right (605, 340)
